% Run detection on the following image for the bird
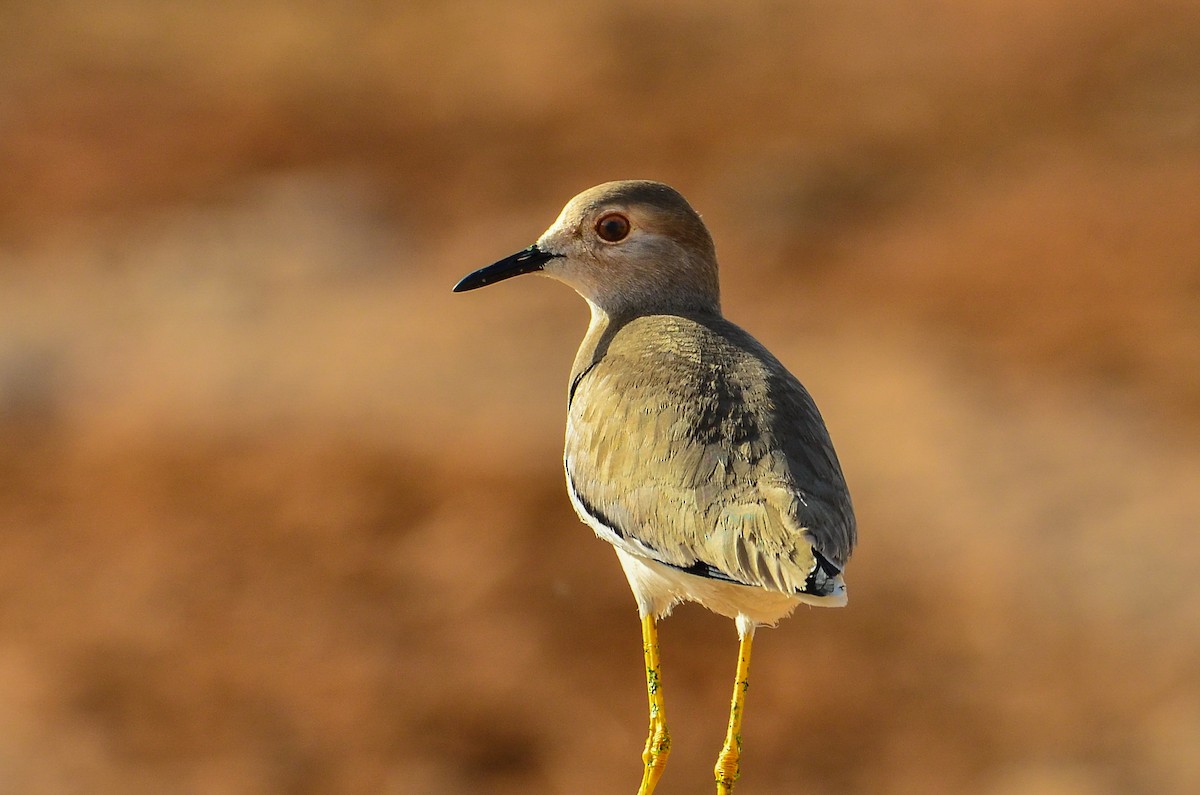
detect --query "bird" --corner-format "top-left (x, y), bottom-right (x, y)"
top-left (453, 180), bottom-right (855, 794)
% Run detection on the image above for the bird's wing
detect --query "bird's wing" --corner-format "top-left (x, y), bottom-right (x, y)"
top-left (564, 313), bottom-right (855, 596)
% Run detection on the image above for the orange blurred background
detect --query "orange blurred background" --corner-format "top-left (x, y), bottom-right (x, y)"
top-left (2, 2), bottom-right (1199, 793)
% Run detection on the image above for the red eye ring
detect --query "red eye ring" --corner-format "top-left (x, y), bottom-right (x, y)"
top-left (595, 212), bottom-right (631, 243)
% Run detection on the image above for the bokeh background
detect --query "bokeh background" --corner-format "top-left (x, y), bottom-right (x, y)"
top-left (3, 1), bottom-right (1200, 793)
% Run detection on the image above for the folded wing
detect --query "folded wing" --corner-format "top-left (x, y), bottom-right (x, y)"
top-left (564, 313), bottom-right (855, 597)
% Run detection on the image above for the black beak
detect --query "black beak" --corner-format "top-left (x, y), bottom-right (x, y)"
top-left (452, 245), bottom-right (562, 292)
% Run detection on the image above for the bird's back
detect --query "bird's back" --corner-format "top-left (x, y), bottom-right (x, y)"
top-left (565, 310), bottom-right (855, 601)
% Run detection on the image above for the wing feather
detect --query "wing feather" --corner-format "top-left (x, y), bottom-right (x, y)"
top-left (564, 312), bottom-right (855, 596)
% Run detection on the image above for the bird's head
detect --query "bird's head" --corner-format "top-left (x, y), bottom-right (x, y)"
top-left (454, 180), bottom-right (721, 316)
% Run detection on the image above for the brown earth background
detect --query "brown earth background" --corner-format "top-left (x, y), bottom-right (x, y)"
top-left (2, 2), bottom-right (1200, 793)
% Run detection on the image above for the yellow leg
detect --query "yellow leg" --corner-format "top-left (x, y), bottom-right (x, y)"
top-left (715, 627), bottom-right (754, 794)
top-left (637, 613), bottom-right (670, 795)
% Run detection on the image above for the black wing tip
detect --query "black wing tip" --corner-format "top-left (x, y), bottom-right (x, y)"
top-left (802, 549), bottom-right (843, 595)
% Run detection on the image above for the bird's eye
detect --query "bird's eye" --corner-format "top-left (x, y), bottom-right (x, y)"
top-left (595, 213), bottom-right (631, 243)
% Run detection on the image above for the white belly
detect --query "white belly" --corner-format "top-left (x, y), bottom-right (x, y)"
top-left (615, 548), bottom-right (821, 629)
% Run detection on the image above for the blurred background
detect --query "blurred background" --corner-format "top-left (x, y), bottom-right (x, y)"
top-left (2, 1), bottom-right (1199, 793)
